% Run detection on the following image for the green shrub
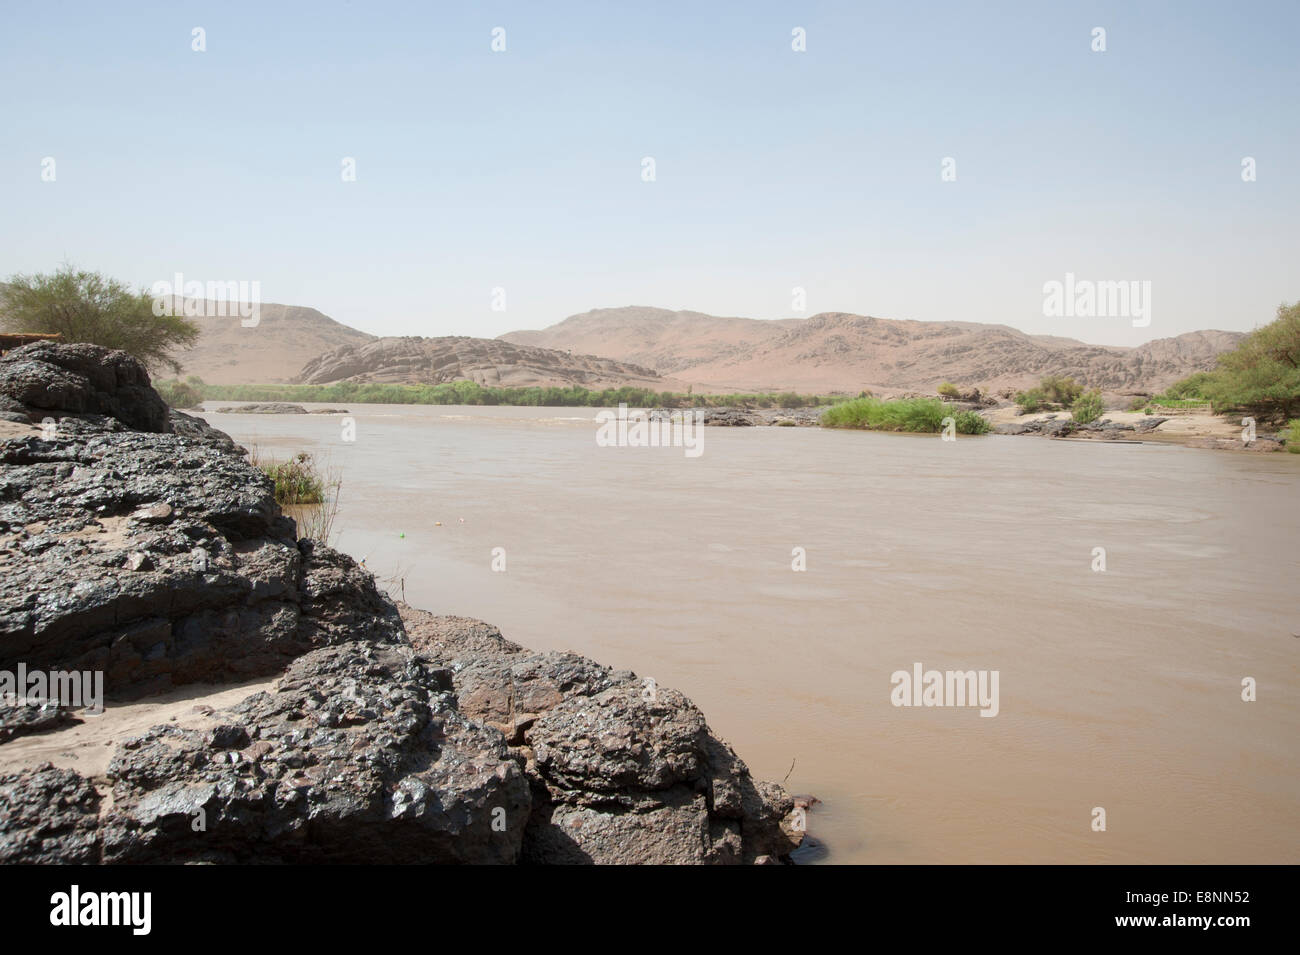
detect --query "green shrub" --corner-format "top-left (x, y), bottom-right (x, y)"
top-left (1286, 420), bottom-right (1300, 453)
top-left (937, 382), bottom-right (960, 399)
top-left (247, 449), bottom-right (342, 543)
top-left (821, 397), bottom-right (947, 432)
top-left (1162, 372), bottom-right (1213, 400)
top-left (1071, 389), bottom-right (1105, 424)
top-left (952, 410), bottom-right (991, 434)
top-left (1015, 388), bottom-right (1048, 414)
top-left (1041, 375), bottom-right (1083, 405)
top-left (155, 378), bottom-right (203, 409)
top-left (252, 451), bottom-right (326, 505)
top-left (1127, 395), bottom-right (1151, 412)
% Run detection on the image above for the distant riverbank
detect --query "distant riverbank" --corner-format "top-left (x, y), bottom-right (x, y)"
top-left (193, 392), bottom-right (1295, 451)
top-left (180, 379), bottom-right (854, 411)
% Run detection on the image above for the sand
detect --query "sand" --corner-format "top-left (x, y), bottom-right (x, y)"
top-left (984, 406), bottom-right (1247, 444)
top-left (0, 679), bottom-right (276, 782)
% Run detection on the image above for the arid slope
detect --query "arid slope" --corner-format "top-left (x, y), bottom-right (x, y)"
top-left (293, 335), bottom-right (679, 390)
top-left (501, 306), bottom-right (1242, 394)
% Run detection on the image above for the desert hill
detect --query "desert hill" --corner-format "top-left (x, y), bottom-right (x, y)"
top-left (292, 335), bottom-right (677, 390)
top-left (501, 307), bottom-right (1243, 394)
top-left (174, 301), bottom-right (374, 385)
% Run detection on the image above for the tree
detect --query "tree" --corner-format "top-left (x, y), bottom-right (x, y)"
top-left (1040, 374), bottom-right (1082, 405)
top-left (1, 267), bottom-right (199, 375)
top-left (1199, 302), bottom-right (1300, 422)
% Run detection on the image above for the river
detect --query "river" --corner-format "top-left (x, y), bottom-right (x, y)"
top-left (203, 402), bottom-right (1300, 864)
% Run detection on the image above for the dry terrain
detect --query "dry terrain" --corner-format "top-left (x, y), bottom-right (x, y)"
top-left (502, 306), bottom-right (1242, 395)
top-left (293, 335), bottom-right (687, 390)
top-left (173, 301), bottom-right (373, 384)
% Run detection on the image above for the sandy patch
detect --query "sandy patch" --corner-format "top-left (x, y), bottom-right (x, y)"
top-left (0, 420), bottom-right (40, 439)
top-left (0, 678), bottom-right (276, 781)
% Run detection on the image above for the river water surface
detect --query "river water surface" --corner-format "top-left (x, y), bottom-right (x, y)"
top-left (205, 403), bottom-right (1299, 864)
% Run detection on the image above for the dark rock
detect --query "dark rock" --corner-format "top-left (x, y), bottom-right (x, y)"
top-left (0, 763), bottom-right (101, 863)
top-left (400, 605), bottom-right (802, 864)
top-left (213, 403), bottom-right (308, 414)
top-left (98, 643), bottom-right (531, 864)
top-left (1040, 418), bottom-right (1076, 437)
top-left (0, 699), bottom-right (76, 743)
top-left (0, 342), bottom-right (169, 433)
top-left (995, 422), bottom-right (1035, 435)
top-left (206, 723), bottom-right (250, 749)
top-left (1135, 416), bottom-right (1170, 433)
top-left (0, 417), bottom-right (401, 700)
top-left (167, 410), bottom-right (244, 452)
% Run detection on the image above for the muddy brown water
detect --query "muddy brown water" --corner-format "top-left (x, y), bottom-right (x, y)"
top-left (206, 403), bottom-right (1300, 864)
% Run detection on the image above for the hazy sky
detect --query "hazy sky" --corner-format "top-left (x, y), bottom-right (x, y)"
top-left (2, 0), bottom-right (1296, 346)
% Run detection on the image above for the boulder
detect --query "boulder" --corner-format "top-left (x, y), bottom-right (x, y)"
top-left (0, 764), bottom-right (101, 864)
top-left (404, 606), bottom-right (802, 864)
top-left (0, 342), bottom-right (169, 432)
top-left (0, 417), bottom-right (402, 699)
top-left (96, 642), bottom-right (530, 864)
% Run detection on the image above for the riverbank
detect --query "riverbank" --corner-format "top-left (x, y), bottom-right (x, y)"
top-left (194, 394), bottom-right (1294, 453)
top-left (984, 405), bottom-right (1291, 451)
top-left (182, 378), bottom-right (851, 411)
top-left (0, 343), bottom-right (804, 864)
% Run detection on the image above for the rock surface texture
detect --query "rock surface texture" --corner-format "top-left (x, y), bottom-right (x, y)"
top-left (0, 344), bottom-right (801, 864)
top-left (293, 335), bottom-right (667, 391)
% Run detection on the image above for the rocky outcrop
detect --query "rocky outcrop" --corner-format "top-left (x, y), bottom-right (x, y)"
top-left (0, 700), bottom-right (73, 744)
top-left (0, 344), bottom-right (802, 864)
top-left (402, 609), bottom-right (799, 864)
top-left (995, 415), bottom-right (1168, 438)
top-left (0, 416), bottom-right (402, 698)
top-left (174, 301), bottom-right (375, 387)
top-left (213, 402), bottom-right (308, 414)
top-left (93, 642), bottom-right (531, 864)
top-left (293, 335), bottom-right (668, 391)
top-left (0, 764), bottom-right (101, 864)
top-left (647, 407), bottom-right (826, 427)
top-left (0, 342), bottom-right (170, 432)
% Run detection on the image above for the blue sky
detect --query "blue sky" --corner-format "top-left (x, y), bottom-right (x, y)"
top-left (2, 0), bottom-right (1296, 345)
